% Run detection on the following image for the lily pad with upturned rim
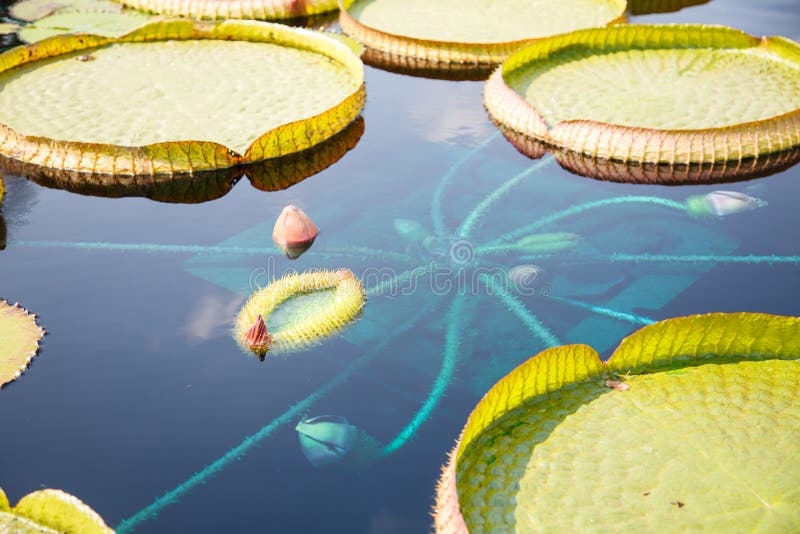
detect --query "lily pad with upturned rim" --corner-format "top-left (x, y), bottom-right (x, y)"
top-left (0, 299), bottom-right (45, 389)
top-left (0, 19), bottom-right (365, 176)
top-left (0, 486), bottom-right (112, 533)
top-left (114, 0), bottom-right (338, 20)
top-left (338, 0), bottom-right (626, 67)
top-left (485, 25), bottom-right (800, 167)
top-left (435, 313), bottom-right (800, 533)
top-left (500, 128), bottom-right (800, 184)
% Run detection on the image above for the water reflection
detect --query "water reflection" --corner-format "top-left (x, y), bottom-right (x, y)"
top-left (627, 0), bottom-right (711, 15)
top-left (0, 116), bottom-right (366, 202)
top-left (361, 48), bottom-right (493, 81)
top-left (245, 117), bottom-right (364, 191)
top-left (501, 128), bottom-right (800, 185)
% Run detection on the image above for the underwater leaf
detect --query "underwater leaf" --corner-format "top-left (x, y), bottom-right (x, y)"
top-left (486, 25), bottom-right (800, 167)
top-left (0, 299), bottom-right (45, 389)
top-left (436, 312), bottom-right (800, 532)
top-left (0, 487), bottom-right (112, 533)
top-left (339, 0), bottom-right (626, 67)
top-left (117, 0), bottom-right (338, 21)
top-left (18, 11), bottom-right (152, 43)
top-left (234, 269), bottom-right (365, 356)
top-left (0, 19), bottom-right (364, 176)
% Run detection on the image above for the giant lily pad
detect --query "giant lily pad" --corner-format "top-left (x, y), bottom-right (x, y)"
top-left (339, 0), bottom-right (626, 67)
top-left (0, 485), bottom-right (112, 533)
top-left (0, 19), bottom-right (365, 176)
top-left (115, 0), bottom-right (338, 20)
top-left (500, 128), bottom-right (800, 184)
top-left (486, 25), bottom-right (800, 168)
top-left (0, 299), bottom-right (45, 389)
top-left (435, 313), bottom-right (800, 532)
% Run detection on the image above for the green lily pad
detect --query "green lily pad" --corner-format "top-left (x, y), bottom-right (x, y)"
top-left (486, 25), bottom-right (800, 166)
top-left (0, 486), bottom-right (112, 533)
top-left (10, 0), bottom-right (123, 22)
top-left (0, 19), bottom-right (365, 176)
top-left (435, 313), bottom-right (800, 532)
top-left (0, 299), bottom-right (45, 389)
top-left (18, 11), bottom-right (152, 43)
top-left (117, 0), bottom-right (338, 20)
top-left (339, 0), bottom-right (626, 66)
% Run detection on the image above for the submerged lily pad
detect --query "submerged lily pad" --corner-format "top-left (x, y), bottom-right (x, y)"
top-left (435, 313), bottom-right (800, 532)
top-left (0, 299), bottom-right (45, 389)
top-left (18, 11), bottom-right (152, 43)
top-left (0, 486), bottom-right (112, 533)
top-left (486, 25), bottom-right (800, 167)
top-left (0, 19), bottom-right (365, 176)
top-left (339, 0), bottom-right (626, 66)
top-left (117, 0), bottom-right (338, 20)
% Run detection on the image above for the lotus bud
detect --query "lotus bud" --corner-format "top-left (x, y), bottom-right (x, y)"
top-left (686, 191), bottom-right (767, 217)
top-left (243, 315), bottom-right (271, 360)
top-left (273, 205), bottom-right (318, 259)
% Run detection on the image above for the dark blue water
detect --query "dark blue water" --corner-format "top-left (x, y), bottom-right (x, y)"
top-left (1, 1), bottom-right (799, 532)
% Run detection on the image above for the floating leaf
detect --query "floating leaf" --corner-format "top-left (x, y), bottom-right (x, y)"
top-left (435, 313), bottom-right (800, 532)
top-left (234, 269), bottom-right (365, 357)
top-left (0, 299), bottom-right (45, 389)
top-left (118, 0), bottom-right (338, 20)
top-left (500, 127), bottom-right (800, 184)
top-left (18, 11), bottom-right (152, 43)
top-left (0, 19), bottom-right (365, 176)
top-left (339, 0), bottom-right (626, 67)
top-left (486, 25), bottom-right (800, 168)
top-left (10, 0), bottom-right (123, 22)
top-left (0, 486), bottom-right (112, 533)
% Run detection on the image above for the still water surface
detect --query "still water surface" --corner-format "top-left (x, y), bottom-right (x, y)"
top-left (1, 1), bottom-right (799, 532)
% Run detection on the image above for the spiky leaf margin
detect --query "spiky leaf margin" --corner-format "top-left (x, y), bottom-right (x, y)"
top-left (0, 299), bottom-right (45, 389)
top-left (338, 0), bottom-right (627, 67)
top-left (485, 25), bottom-right (800, 167)
top-left (434, 312), bottom-right (800, 533)
top-left (0, 19), bottom-right (365, 176)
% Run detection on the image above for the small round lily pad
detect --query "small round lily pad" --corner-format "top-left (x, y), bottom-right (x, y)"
top-left (0, 299), bottom-right (45, 389)
top-left (116, 0), bottom-right (338, 20)
top-left (339, 0), bottom-right (626, 67)
top-left (435, 313), bottom-right (800, 532)
top-left (0, 19), bottom-right (365, 176)
top-left (486, 25), bottom-right (800, 167)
